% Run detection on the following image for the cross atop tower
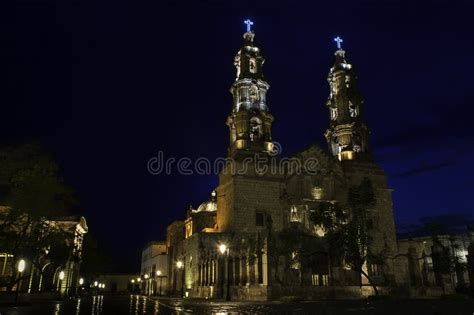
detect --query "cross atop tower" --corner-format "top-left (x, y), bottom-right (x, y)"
top-left (334, 36), bottom-right (343, 50)
top-left (244, 19), bottom-right (254, 32)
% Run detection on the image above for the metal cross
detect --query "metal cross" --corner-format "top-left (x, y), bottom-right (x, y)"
top-left (334, 36), bottom-right (343, 49)
top-left (244, 19), bottom-right (254, 32)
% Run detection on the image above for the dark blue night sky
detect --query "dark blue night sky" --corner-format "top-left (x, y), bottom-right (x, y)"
top-left (3, 0), bottom-right (474, 271)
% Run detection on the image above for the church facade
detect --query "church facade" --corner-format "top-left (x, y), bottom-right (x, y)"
top-left (163, 26), bottom-right (453, 300)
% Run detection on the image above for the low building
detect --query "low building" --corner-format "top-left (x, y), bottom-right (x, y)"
top-left (397, 234), bottom-right (472, 296)
top-left (0, 215), bottom-right (88, 297)
top-left (96, 274), bottom-right (136, 293)
top-left (140, 241), bottom-right (168, 295)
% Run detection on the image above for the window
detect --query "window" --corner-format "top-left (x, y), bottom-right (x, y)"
top-left (370, 263), bottom-right (382, 276)
top-left (291, 251), bottom-right (300, 270)
top-left (312, 187), bottom-right (323, 200)
top-left (322, 275), bottom-right (329, 286)
top-left (249, 85), bottom-right (259, 103)
top-left (256, 212), bottom-right (265, 227)
top-left (290, 206), bottom-right (300, 222)
top-left (312, 274), bottom-right (329, 286)
top-left (349, 101), bottom-right (358, 118)
top-left (330, 107), bottom-right (337, 120)
top-left (250, 117), bottom-right (262, 141)
top-left (367, 219), bottom-right (373, 230)
top-left (249, 58), bottom-right (257, 73)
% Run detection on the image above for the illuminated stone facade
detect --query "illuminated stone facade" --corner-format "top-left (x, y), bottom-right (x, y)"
top-left (164, 28), bottom-right (459, 300)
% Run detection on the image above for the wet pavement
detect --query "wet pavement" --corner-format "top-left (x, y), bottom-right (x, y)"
top-left (0, 295), bottom-right (473, 315)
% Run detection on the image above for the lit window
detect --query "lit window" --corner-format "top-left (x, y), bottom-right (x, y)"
top-left (322, 275), bottom-right (329, 286)
top-left (312, 274), bottom-right (329, 286)
top-left (349, 101), bottom-right (358, 118)
top-left (330, 107), bottom-right (337, 120)
top-left (250, 117), bottom-right (262, 141)
top-left (249, 58), bottom-right (257, 73)
top-left (312, 187), bottom-right (323, 199)
top-left (314, 225), bottom-right (325, 237)
top-left (370, 263), bottom-right (382, 276)
top-left (291, 251), bottom-right (300, 270)
top-left (290, 206), bottom-right (300, 222)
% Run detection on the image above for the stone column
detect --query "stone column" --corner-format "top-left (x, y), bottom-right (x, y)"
top-left (234, 256), bottom-right (240, 286)
top-left (262, 252), bottom-right (268, 285)
top-left (241, 256), bottom-right (248, 285)
top-left (198, 264), bottom-right (202, 286)
top-left (254, 256), bottom-right (259, 285)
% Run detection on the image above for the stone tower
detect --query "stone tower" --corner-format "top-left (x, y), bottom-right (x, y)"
top-left (217, 24), bottom-right (284, 234)
top-left (227, 29), bottom-right (275, 158)
top-left (324, 47), bottom-right (370, 161)
top-left (324, 41), bottom-right (402, 285)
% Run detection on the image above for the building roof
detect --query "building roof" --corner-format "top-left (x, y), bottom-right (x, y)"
top-left (193, 190), bottom-right (217, 213)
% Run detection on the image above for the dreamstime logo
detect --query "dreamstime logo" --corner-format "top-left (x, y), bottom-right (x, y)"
top-left (147, 142), bottom-right (320, 176)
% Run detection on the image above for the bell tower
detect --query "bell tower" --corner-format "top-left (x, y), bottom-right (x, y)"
top-left (227, 20), bottom-right (275, 158)
top-left (324, 37), bottom-right (371, 161)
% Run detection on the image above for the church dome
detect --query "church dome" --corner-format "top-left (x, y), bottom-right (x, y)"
top-left (194, 190), bottom-right (217, 213)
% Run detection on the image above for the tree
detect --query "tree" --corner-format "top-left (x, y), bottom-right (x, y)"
top-left (310, 177), bottom-right (380, 295)
top-left (0, 144), bottom-right (76, 291)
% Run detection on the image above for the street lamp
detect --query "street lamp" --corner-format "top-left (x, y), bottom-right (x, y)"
top-left (130, 279), bottom-right (135, 294)
top-left (15, 259), bottom-right (26, 303)
top-left (94, 280), bottom-right (98, 287)
top-left (58, 270), bottom-right (65, 300)
top-left (218, 243), bottom-right (231, 301)
top-left (156, 270), bottom-right (164, 296)
top-left (176, 260), bottom-right (184, 298)
top-left (143, 274), bottom-right (150, 295)
top-left (79, 278), bottom-right (84, 286)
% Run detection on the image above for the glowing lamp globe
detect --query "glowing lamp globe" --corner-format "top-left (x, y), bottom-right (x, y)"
top-left (218, 244), bottom-right (227, 254)
top-left (18, 259), bottom-right (26, 273)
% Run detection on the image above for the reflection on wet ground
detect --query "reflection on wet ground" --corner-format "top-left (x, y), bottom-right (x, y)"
top-left (1, 295), bottom-right (474, 315)
top-left (0, 295), bottom-right (166, 315)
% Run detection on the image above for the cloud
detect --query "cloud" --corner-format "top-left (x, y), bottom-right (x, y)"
top-left (394, 159), bottom-right (456, 177)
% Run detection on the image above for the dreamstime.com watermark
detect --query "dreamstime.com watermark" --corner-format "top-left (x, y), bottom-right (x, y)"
top-left (147, 142), bottom-right (321, 176)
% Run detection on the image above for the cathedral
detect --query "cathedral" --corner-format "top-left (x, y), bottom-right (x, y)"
top-left (163, 24), bottom-right (453, 300)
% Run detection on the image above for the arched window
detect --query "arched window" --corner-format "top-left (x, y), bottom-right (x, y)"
top-left (249, 58), bottom-right (257, 74)
top-left (230, 123), bottom-right (237, 143)
top-left (290, 206), bottom-right (300, 222)
top-left (249, 85), bottom-right (259, 103)
top-left (330, 107), bottom-right (338, 120)
top-left (349, 101), bottom-right (358, 118)
top-left (250, 117), bottom-right (262, 141)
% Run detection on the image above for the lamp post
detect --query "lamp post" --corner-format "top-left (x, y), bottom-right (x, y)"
top-left (176, 260), bottom-right (184, 298)
top-left (156, 270), bottom-right (164, 296)
top-left (144, 274), bottom-right (149, 295)
top-left (58, 271), bottom-right (65, 300)
top-left (78, 277), bottom-right (84, 296)
top-left (15, 259), bottom-right (26, 304)
top-left (137, 277), bottom-right (141, 294)
top-left (218, 244), bottom-right (231, 301)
